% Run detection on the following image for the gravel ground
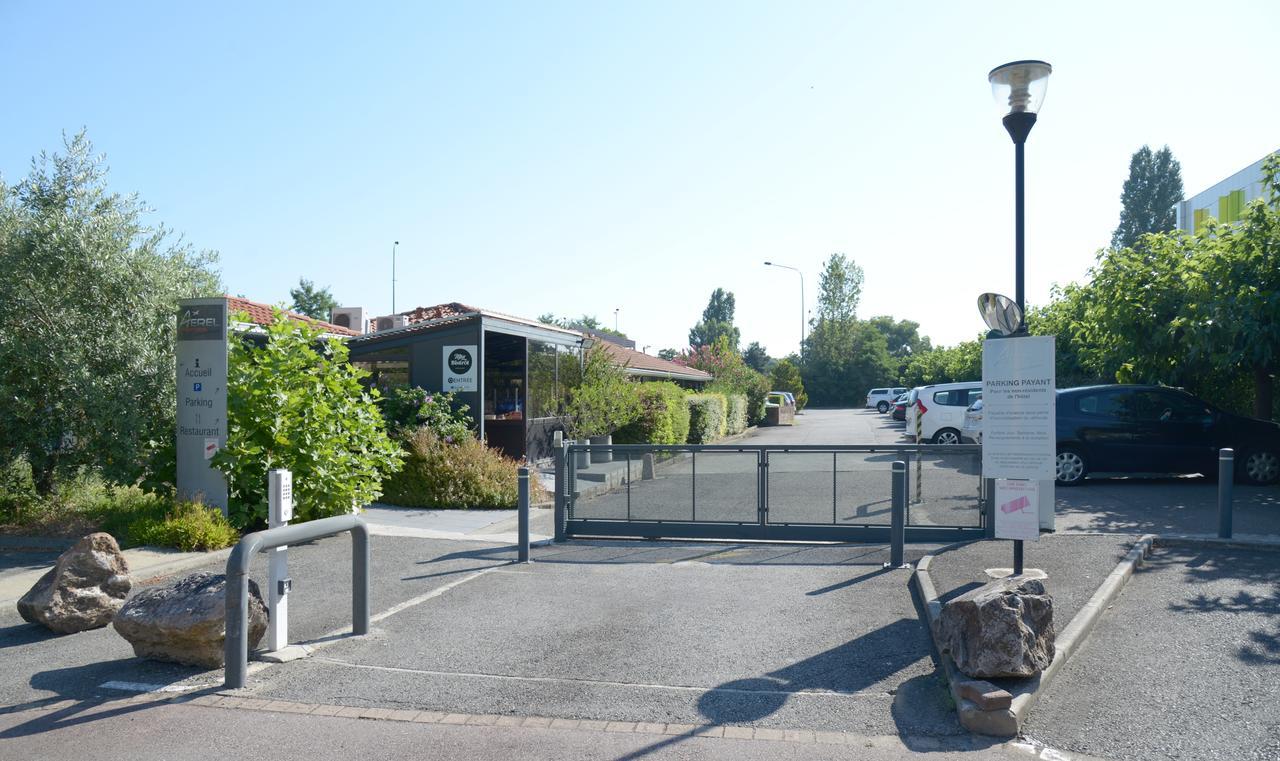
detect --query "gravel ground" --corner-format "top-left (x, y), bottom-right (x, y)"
top-left (1021, 544), bottom-right (1280, 761)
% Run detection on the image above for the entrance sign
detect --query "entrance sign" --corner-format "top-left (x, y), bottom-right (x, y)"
top-left (176, 298), bottom-right (229, 513)
top-left (443, 345), bottom-right (478, 391)
top-left (982, 335), bottom-right (1056, 480)
top-left (994, 479), bottom-right (1040, 541)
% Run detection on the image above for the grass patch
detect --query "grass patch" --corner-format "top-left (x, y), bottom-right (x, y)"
top-left (0, 458), bottom-right (237, 550)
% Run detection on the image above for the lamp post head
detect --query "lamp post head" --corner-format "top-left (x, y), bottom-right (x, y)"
top-left (764, 261), bottom-right (772, 266)
top-left (989, 60), bottom-right (1052, 116)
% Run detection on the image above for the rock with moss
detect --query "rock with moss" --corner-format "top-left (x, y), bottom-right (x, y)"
top-left (113, 571), bottom-right (266, 668)
top-left (17, 532), bottom-right (132, 634)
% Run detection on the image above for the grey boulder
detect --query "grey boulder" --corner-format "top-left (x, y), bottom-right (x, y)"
top-left (113, 571), bottom-right (267, 668)
top-left (934, 576), bottom-right (1055, 679)
top-left (17, 532), bottom-right (131, 633)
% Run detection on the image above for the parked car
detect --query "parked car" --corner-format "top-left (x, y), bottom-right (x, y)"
top-left (866, 386), bottom-right (908, 413)
top-left (960, 397), bottom-right (983, 444)
top-left (891, 393), bottom-right (909, 422)
top-left (906, 381), bottom-right (982, 444)
top-left (1056, 384), bottom-right (1280, 486)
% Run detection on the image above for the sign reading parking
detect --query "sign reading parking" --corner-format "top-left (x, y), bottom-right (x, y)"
top-left (443, 345), bottom-right (478, 391)
top-left (176, 298), bottom-right (229, 513)
top-left (982, 335), bottom-right (1056, 480)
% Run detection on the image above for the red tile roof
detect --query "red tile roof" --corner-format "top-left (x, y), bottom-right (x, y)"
top-left (226, 296), bottom-right (359, 336)
top-left (397, 302), bottom-right (481, 323)
top-left (598, 342), bottom-right (712, 382)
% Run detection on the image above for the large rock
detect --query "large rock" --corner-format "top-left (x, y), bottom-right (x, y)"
top-left (113, 571), bottom-right (267, 668)
top-left (934, 576), bottom-right (1055, 679)
top-left (17, 532), bottom-right (131, 633)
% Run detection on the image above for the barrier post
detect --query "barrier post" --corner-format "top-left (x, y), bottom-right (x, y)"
top-left (1218, 448), bottom-right (1234, 539)
top-left (518, 466), bottom-right (531, 562)
top-left (888, 460), bottom-right (907, 568)
top-left (553, 440), bottom-right (567, 542)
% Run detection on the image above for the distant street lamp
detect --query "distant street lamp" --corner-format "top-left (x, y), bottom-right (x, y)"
top-left (988, 59), bottom-right (1051, 314)
top-left (614, 308), bottom-right (620, 333)
top-left (391, 240), bottom-right (400, 314)
top-left (988, 60), bottom-right (1051, 576)
top-left (763, 261), bottom-right (805, 354)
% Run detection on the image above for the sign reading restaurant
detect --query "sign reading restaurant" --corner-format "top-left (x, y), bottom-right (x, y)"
top-left (175, 298), bottom-right (229, 513)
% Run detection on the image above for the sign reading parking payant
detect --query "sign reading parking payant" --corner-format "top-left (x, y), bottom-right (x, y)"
top-left (982, 335), bottom-right (1056, 480)
top-left (443, 345), bottom-right (478, 391)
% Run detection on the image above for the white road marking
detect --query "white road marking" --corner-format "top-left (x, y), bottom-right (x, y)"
top-left (98, 681), bottom-right (196, 693)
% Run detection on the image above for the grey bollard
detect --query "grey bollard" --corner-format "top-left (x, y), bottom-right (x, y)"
top-left (889, 460), bottom-right (906, 567)
top-left (641, 452), bottom-right (656, 480)
top-left (1218, 448), bottom-right (1234, 539)
top-left (517, 466), bottom-right (530, 562)
top-left (553, 441), bottom-right (567, 542)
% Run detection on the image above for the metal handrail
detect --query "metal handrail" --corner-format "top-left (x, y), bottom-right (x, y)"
top-left (224, 513), bottom-right (370, 688)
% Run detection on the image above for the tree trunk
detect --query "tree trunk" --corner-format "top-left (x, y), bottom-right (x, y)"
top-left (1256, 366), bottom-right (1275, 421)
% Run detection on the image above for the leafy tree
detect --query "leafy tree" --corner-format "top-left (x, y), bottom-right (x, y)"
top-left (657, 348), bottom-right (679, 361)
top-left (814, 253), bottom-right (863, 323)
top-left (0, 132), bottom-right (221, 494)
top-left (866, 316), bottom-right (930, 357)
top-left (899, 339), bottom-right (983, 387)
top-left (770, 359), bottom-right (808, 410)
top-left (537, 312), bottom-right (627, 339)
top-left (742, 341), bottom-right (771, 373)
top-left (565, 344), bottom-right (640, 438)
top-left (289, 278), bottom-right (339, 321)
top-left (1111, 145), bottom-right (1184, 250)
top-left (676, 337), bottom-right (770, 424)
top-left (213, 311), bottom-right (404, 528)
top-left (380, 388), bottom-right (473, 441)
top-left (689, 288), bottom-right (740, 350)
top-left (801, 320), bottom-right (894, 406)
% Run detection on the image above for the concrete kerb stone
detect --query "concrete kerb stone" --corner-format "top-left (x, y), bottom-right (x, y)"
top-left (1153, 533), bottom-right (1280, 552)
top-left (909, 534), bottom-right (1158, 737)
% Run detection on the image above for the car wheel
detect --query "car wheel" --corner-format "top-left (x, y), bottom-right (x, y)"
top-left (932, 428), bottom-right (961, 445)
top-left (877, 401), bottom-right (890, 413)
top-left (1056, 447), bottom-right (1087, 486)
top-left (1240, 449), bottom-right (1280, 485)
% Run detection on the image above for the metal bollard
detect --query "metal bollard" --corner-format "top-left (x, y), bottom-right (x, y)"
top-left (889, 460), bottom-right (907, 567)
top-left (553, 441), bottom-right (567, 542)
top-left (1218, 448), bottom-right (1234, 539)
top-left (517, 466), bottom-right (531, 562)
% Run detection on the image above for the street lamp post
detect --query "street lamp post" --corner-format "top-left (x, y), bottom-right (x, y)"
top-left (391, 240), bottom-right (400, 314)
top-left (989, 60), bottom-right (1052, 576)
top-left (763, 261), bottom-right (805, 355)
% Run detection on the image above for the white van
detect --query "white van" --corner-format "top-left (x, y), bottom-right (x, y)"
top-left (905, 381), bottom-right (982, 444)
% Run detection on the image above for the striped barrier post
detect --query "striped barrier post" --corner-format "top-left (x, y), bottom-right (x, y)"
top-left (914, 402), bottom-right (923, 504)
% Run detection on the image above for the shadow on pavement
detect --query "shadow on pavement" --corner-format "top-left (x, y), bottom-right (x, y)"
top-left (0, 620), bottom-right (66, 651)
top-left (1160, 547), bottom-right (1280, 665)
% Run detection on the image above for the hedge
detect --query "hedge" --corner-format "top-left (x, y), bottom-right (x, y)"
top-left (686, 393), bottom-right (728, 444)
top-left (382, 428), bottom-right (520, 508)
top-left (724, 394), bottom-right (748, 435)
top-left (614, 382), bottom-right (691, 445)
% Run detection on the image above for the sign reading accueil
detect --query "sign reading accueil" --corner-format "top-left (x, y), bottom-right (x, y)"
top-left (176, 298), bottom-right (229, 514)
top-left (443, 345), bottom-right (478, 391)
top-left (994, 478), bottom-right (1041, 541)
top-left (981, 335), bottom-right (1056, 480)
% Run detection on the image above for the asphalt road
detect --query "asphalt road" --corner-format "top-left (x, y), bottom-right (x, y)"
top-left (1021, 544), bottom-right (1280, 761)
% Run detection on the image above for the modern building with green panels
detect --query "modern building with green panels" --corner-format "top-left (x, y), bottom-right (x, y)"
top-left (1176, 151), bottom-right (1277, 233)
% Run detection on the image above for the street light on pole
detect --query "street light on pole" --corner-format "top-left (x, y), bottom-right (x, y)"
top-left (989, 59), bottom-right (1051, 576)
top-left (989, 59), bottom-right (1051, 316)
top-left (391, 240), bottom-right (400, 314)
top-left (614, 308), bottom-right (620, 333)
top-left (763, 261), bottom-right (805, 355)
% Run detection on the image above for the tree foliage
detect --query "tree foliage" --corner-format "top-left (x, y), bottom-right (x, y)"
top-left (677, 337), bottom-right (770, 424)
top-left (769, 358), bottom-right (808, 410)
top-left (1111, 145), bottom-right (1184, 250)
top-left (213, 311), bottom-right (403, 528)
top-left (814, 253), bottom-right (863, 323)
top-left (797, 253), bottom-right (887, 406)
top-left (689, 288), bottom-right (741, 350)
top-left (565, 343), bottom-right (640, 438)
top-left (289, 278), bottom-right (339, 321)
top-left (742, 341), bottom-right (771, 373)
top-left (0, 132), bottom-right (221, 494)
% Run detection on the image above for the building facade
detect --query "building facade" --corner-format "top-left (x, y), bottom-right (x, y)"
top-left (1176, 151), bottom-right (1276, 233)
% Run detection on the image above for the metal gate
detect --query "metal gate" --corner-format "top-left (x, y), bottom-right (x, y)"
top-left (557, 444), bottom-right (986, 543)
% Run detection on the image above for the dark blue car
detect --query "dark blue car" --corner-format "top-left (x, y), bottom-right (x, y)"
top-left (1056, 385), bottom-right (1280, 486)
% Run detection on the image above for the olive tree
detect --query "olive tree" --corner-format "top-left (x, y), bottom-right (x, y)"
top-left (0, 132), bottom-right (221, 493)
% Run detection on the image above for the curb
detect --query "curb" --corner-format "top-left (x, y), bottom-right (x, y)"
top-left (1153, 533), bottom-right (1280, 552)
top-left (910, 533), bottom-right (1157, 737)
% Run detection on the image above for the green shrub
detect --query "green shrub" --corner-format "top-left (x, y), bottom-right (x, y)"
top-left (724, 394), bottom-right (748, 435)
top-left (380, 387), bottom-right (473, 440)
top-left (686, 393), bottom-right (728, 444)
top-left (128, 501), bottom-right (239, 551)
top-left (770, 359), bottom-right (809, 410)
top-left (566, 344), bottom-right (641, 438)
top-left (214, 311), bottom-right (404, 530)
top-left (614, 382), bottom-right (691, 445)
top-left (382, 428), bottom-right (521, 508)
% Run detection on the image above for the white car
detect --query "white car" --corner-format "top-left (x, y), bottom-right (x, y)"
top-left (960, 397), bottom-right (983, 444)
top-left (905, 381), bottom-right (982, 444)
top-left (865, 386), bottom-right (907, 413)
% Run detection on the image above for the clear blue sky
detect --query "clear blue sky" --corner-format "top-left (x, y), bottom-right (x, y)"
top-left (4, 1), bottom-right (1278, 356)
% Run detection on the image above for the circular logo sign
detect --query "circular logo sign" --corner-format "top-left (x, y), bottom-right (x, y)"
top-left (448, 349), bottom-right (473, 375)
